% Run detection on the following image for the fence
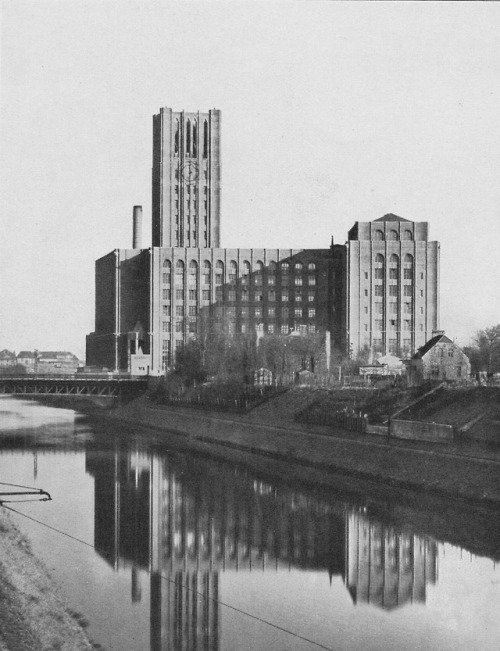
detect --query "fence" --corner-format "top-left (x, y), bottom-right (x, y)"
top-left (297, 407), bottom-right (369, 433)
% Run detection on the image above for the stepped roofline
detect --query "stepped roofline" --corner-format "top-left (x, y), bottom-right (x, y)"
top-left (373, 214), bottom-right (411, 223)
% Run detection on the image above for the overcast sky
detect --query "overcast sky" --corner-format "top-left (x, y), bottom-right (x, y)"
top-left (1, 1), bottom-right (500, 358)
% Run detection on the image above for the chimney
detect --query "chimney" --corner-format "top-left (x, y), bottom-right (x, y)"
top-left (132, 206), bottom-right (143, 249)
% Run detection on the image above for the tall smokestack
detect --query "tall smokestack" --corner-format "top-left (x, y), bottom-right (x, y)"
top-left (132, 206), bottom-right (143, 249)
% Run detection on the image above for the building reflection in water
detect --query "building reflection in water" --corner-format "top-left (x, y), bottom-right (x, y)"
top-left (345, 511), bottom-right (437, 610)
top-left (86, 449), bottom-right (439, 650)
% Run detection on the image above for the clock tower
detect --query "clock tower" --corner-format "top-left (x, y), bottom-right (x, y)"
top-left (152, 108), bottom-right (221, 248)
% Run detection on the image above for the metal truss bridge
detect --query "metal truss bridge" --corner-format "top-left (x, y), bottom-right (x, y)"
top-left (0, 375), bottom-right (149, 399)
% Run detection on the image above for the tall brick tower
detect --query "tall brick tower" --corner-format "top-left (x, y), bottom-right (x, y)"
top-left (152, 108), bottom-right (221, 248)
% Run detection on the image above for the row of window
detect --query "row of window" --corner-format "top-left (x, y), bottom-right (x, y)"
top-left (162, 323), bottom-right (317, 339)
top-left (373, 285), bottom-right (424, 297)
top-left (362, 302), bottom-right (424, 314)
top-left (162, 273), bottom-right (317, 288)
top-left (373, 229), bottom-right (414, 241)
top-left (162, 259), bottom-right (317, 272)
top-left (372, 339), bottom-right (413, 353)
top-left (369, 323), bottom-right (425, 333)
top-left (372, 268), bottom-right (415, 280)
top-left (161, 307), bottom-right (316, 320)
top-left (173, 118), bottom-right (209, 158)
top-left (162, 289), bottom-right (316, 302)
top-left (373, 253), bottom-right (415, 265)
top-left (373, 319), bottom-right (414, 330)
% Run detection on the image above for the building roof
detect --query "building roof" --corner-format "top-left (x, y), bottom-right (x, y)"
top-left (38, 351), bottom-right (79, 360)
top-left (16, 351), bottom-right (79, 361)
top-left (412, 334), bottom-right (453, 359)
top-left (373, 214), bottom-right (411, 223)
top-left (0, 349), bottom-right (16, 359)
top-left (17, 351), bottom-right (36, 359)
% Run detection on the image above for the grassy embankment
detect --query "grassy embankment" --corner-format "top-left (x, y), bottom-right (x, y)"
top-left (0, 509), bottom-right (95, 651)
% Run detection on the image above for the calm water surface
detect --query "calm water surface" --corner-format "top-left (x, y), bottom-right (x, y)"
top-left (0, 396), bottom-right (499, 651)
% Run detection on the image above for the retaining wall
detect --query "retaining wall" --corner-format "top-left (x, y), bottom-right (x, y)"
top-left (390, 419), bottom-right (454, 443)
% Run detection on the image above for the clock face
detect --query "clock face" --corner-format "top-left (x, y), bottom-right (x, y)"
top-left (181, 161), bottom-right (199, 184)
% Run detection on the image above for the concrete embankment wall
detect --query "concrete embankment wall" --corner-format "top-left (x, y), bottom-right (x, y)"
top-left (390, 419), bottom-right (454, 443)
top-left (104, 397), bottom-right (500, 506)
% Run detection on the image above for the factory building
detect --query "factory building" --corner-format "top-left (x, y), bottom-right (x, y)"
top-left (86, 106), bottom-right (439, 374)
top-left (347, 215), bottom-right (439, 358)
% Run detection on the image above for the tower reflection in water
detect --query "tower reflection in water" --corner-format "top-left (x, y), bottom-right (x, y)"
top-left (86, 449), bottom-right (438, 650)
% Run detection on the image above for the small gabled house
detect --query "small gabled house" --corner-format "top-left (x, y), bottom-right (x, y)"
top-left (16, 351), bottom-right (37, 372)
top-left (405, 331), bottom-right (470, 387)
top-left (0, 349), bottom-right (16, 367)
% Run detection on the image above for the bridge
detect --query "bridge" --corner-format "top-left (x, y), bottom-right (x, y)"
top-left (0, 375), bottom-right (149, 399)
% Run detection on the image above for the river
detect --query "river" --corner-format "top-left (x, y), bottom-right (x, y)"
top-left (0, 396), bottom-right (499, 651)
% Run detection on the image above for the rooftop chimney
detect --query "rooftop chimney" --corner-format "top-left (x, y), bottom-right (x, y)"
top-left (132, 206), bottom-right (143, 249)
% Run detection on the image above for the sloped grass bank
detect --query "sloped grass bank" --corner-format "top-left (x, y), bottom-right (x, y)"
top-left (295, 385), bottom-right (432, 426)
top-left (0, 509), bottom-right (94, 651)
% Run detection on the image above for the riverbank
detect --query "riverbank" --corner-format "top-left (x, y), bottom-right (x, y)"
top-left (0, 508), bottom-right (95, 651)
top-left (103, 392), bottom-right (500, 507)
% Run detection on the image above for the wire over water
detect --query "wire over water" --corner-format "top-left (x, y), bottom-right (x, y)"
top-left (2, 504), bottom-right (335, 651)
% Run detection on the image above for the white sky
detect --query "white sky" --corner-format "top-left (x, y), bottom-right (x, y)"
top-left (1, 1), bottom-right (500, 359)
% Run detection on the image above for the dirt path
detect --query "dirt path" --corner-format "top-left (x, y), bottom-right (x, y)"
top-left (0, 508), bottom-right (96, 651)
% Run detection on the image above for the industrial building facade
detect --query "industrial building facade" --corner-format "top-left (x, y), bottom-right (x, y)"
top-left (347, 215), bottom-right (440, 359)
top-left (86, 106), bottom-right (439, 374)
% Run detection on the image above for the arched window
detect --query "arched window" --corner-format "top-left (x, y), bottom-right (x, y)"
top-left (163, 259), bottom-right (171, 269)
top-left (192, 120), bottom-right (197, 158)
top-left (175, 260), bottom-right (184, 285)
top-left (268, 261), bottom-right (277, 274)
top-left (229, 260), bottom-right (237, 283)
top-left (215, 261), bottom-right (224, 284)
top-left (189, 260), bottom-right (198, 274)
top-left (308, 262), bottom-right (316, 271)
top-left (281, 262), bottom-right (289, 272)
top-left (255, 261), bottom-right (264, 286)
top-left (374, 230), bottom-right (384, 241)
top-left (186, 119), bottom-right (191, 157)
top-left (375, 253), bottom-right (384, 264)
top-left (389, 230), bottom-right (399, 241)
top-left (203, 120), bottom-right (208, 159)
top-left (404, 254), bottom-right (413, 281)
top-left (174, 120), bottom-right (179, 156)
top-left (403, 230), bottom-right (413, 241)
top-left (202, 261), bottom-right (211, 285)
top-left (294, 262), bottom-right (303, 272)
top-left (243, 261), bottom-right (251, 275)
top-left (389, 254), bottom-right (399, 280)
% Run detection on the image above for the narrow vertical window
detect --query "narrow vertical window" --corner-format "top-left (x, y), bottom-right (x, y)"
top-left (192, 120), bottom-right (197, 157)
top-left (174, 119), bottom-right (179, 156)
top-left (186, 119), bottom-right (191, 157)
top-left (203, 120), bottom-right (208, 159)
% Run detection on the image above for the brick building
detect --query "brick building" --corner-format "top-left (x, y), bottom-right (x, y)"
top-left (86, 106), bottom-right (440, 375)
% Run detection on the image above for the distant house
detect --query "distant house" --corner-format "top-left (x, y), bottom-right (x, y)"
top-left (0, 349), bottom-right (16, 367)
top-left (405, 332), bottom-right (471, 387)
top-left (16, 351), bottom-right (81, 374)
top-left (16, 351), bottom-right (37, 372)
top-left (37, 351), bottom-right (81, 374)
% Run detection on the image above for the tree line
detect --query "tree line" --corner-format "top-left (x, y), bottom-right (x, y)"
top-left (463, 324), bottom-right (500, 375)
